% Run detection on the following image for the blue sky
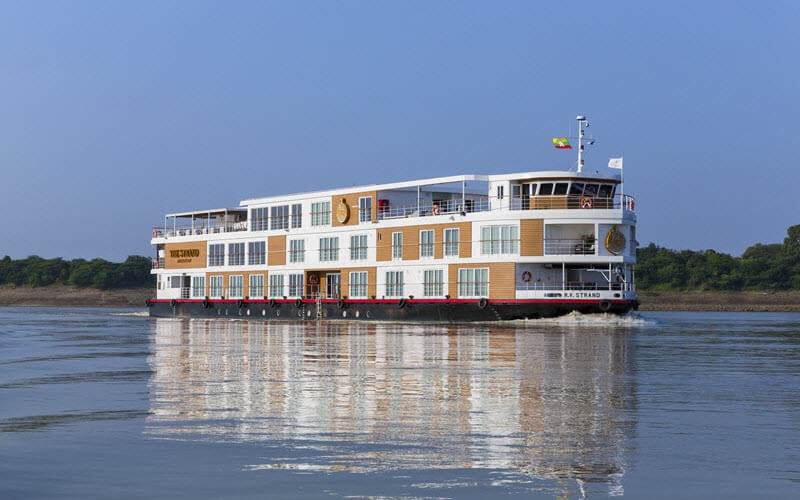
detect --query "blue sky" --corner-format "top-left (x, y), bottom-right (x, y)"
top-left (1, 1), bottom-right (797, 260)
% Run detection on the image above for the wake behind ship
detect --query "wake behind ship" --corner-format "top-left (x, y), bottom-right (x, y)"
top-left (147, 117), bottom-right (638, 321)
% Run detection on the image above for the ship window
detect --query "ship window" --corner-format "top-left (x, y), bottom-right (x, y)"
top-left (392, 232), bottom-right (403, 259)
top-left (248, 241), bottom-right (265, 265)
top-left (208, 244), bottom-right (225, 267)
top-left (359, 197), bottom-right (372, 222)
top-left (319, 237), bottom-right (339, 261)
top-left (598, 184), bottom-right (613, 197)
top-left (270, 205), bottom-right (289, 230)
top-left (569, 183), bottom-right (585, 195)
top-left (170, 276), bottom-right (182, 288)
top-left (444, 228), bottom-right (459, 257)
top-left (268, 274), bottom-right (284, 298)
top-left (249, 274), bottom-right (264, 298)
top-left (228, 243), bottom-right (245, 266)
top-left (554, 182), bottom-right (569, 195)
top-left (385, 271), bottom-right (404, 297)
top-left (480, 225), bottom-right (519, 255)
top-left (584, 184), bottom-right (599, 196)
top-left (538, 183), bottom-right (553, 195)
top-left (191, 276), bottom-right (205, 297)
top-left (420, 230), bottom-right (434, 258)
top-left (311, 201), bottom-right (331, 226)
top-left (251, 207), bottom-right (269, 231)
top-left (349, 271), bottom-right (368, 298)
top-left (288, 274), bottom-right (304, 297)
top-left (529, 183), bottom-right (538, 196)
top-left (350, 234), bottom-right (368, 260)
top-left (291, 204), bottom-right (302, 228)
top-left (209, 276), bottom-right (223, 297)
top-left (423, 269), bottom-right (444, 297)
top-left (289, 239), bottom-right (305, 263)
top-left (458, 268), bottom-right (489, 298)
top-left (229, 275), bottom-right (243, 298)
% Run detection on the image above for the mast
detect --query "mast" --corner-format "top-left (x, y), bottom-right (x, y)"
top-left (576, 115), bottom-right (589, 173)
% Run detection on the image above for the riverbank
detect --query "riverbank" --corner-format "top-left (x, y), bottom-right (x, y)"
top-left (1, 285), bottom-right (798, 312)
top-left (0, 285), bottom-right (150, 308)
top-left (636, 290), bottom-right (800, 312)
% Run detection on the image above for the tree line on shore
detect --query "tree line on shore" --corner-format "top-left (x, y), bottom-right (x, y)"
top-left (0, 255), bottom-right (153, 289)
top-left (636, 225), bottom-right (800, 290)
top-left (0, 225), bottom-right (798, 291)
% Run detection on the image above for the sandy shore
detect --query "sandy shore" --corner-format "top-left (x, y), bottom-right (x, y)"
top-left (0, 285), bottom-right (798, 312)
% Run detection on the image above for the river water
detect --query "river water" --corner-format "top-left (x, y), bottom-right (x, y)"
top-left (1, 308), bottom-right (798, 498)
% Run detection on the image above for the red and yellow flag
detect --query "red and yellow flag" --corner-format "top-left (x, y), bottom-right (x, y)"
top-left (552, 137), bottom-right (572, 149)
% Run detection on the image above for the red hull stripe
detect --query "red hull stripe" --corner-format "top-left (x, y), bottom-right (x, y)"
top-left (149, 298), bottom-right (634, 305)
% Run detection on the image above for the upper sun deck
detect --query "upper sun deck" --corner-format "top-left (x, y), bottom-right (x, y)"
top-left (152, 170), bottom-right (633, 239)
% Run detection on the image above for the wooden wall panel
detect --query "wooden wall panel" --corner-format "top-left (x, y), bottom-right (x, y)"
top-left (340, 266), bottom-right (377, 299)
top-left (447, 262), bottom-right (515, 300)
top-left (164, 242), bottom-right (207, 269)
top-left (403, 226), bottom-right (420, 261)
top-left (376, 221), bottom-right (472, 262)
top-left (520, 219), bottom-right (544, 257)
top-left (268, 235), bottom-right (286, 266)
top-left (375, 229), bottom-right (392, 262)
top-left (331, 190), bottom-right (377, 227)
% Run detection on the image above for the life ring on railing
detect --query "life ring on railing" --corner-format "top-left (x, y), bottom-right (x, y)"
top-left (599, 300), bottom-right (611, 312)
top-left (521, 271), bottom-right (532, 283)
top-left (580, 197), bottom-right (593, 209)
top-left (170, 299), bottom-right (176, 308)
top-left (630, 199), bottom-right (635, 210)
top-left (478, 297), bottom-right (488, 309)
top-left (432, 204), bottom-right (440, 215)
top-left (295, 298), bottom-right (303, 307)
top-left (308, 274), bottom-right (319, 285)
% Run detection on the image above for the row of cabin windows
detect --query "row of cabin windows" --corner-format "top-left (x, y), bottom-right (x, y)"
top-left (188, 268), bottom-right (488, 299)
top-left (250, 197), bottom-right (375, 232)
top-left (206, 228), bottom-right (470, 267)
top-left (509, 182), bottom-right (616, 198)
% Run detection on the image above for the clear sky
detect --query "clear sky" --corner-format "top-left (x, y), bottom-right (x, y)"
top-left (1, 1), bottom-right (797, 261)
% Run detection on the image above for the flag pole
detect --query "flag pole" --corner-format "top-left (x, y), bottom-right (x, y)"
top-left (620, 157), bottom-right (625, 210)
top-left (576, 115), bottom-right (588, 173)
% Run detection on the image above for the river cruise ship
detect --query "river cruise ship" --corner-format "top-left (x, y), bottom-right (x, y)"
top-left (148, 118), bottom-right (638, 321)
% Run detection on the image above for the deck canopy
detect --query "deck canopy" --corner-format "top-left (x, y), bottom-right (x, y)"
top-left (160, 208), bottom-right (248, 237)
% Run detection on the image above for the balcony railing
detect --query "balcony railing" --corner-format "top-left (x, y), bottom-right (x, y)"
top-left (152, 222), bottom-right (248, 239)
top-left (544, 238), bottom-right (597, 256)
top-left (515, 280), bottom-right (631, 292)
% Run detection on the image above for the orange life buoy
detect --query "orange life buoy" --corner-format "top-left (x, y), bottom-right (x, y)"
top-left (308, 274), bottom-right (319, 285)
top-left (580, 197), bottom-right (592, 209)
top-left (521, 271), bottom-right (532, 282)
top-left (432, 204), bottom-right (440, 215)
top-left (630, 199), bottom-right (635, 210)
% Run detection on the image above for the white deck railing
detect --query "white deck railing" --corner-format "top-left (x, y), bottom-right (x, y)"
top-left (152, 194), bottom-right (635, 239)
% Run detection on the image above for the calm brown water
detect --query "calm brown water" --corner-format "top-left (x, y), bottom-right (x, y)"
top-left (1, 308), bottom-right (799, 498)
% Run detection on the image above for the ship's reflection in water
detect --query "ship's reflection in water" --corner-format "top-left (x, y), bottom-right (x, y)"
top-left (147, 318), bottom-right (635, 496)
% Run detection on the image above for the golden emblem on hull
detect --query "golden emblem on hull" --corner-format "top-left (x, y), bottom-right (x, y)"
top-left (336, 199), bottom-right (350, 224)
top-left (605, 226), bottom-right (627, 255)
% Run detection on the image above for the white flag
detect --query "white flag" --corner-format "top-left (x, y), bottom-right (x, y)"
top-left (608, 157), bottom-right (623, 169)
